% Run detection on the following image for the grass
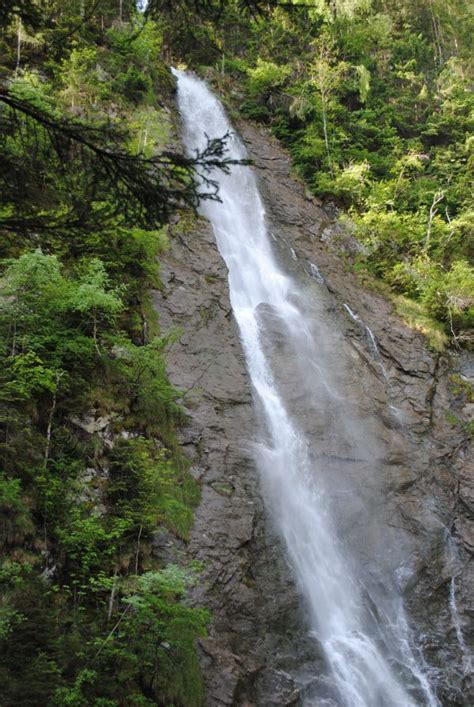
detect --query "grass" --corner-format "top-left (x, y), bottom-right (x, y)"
top-left (393, 295), bottom-right (449, 352)
top-left (353, 265), bottom-right (449, 351)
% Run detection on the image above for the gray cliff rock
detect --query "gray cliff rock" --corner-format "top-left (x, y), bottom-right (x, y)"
top-left (152, 120), bottom-right (472, 705)
top-left (152, 219), bottom-right (320, 705)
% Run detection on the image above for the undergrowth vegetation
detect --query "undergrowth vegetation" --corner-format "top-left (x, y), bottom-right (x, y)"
top-left (0, 2), bottom-right (210, 704)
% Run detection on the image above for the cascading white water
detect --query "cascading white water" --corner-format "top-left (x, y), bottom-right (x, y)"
top-left (445, 537), bottom-right (472, 677)
top-left (450, 577), bottom-right (472, 676)
top-left (173, 69), bottom-right (439, 707)
top-left (343, 304), bottom-right (391, 385)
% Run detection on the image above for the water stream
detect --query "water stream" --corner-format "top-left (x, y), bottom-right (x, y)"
top-left (174, 69), bottom-right (438, 707)
top-left (343, 303), bottom-right (391, 385)
top-left (308, 261), bottom-right (325, 284)
top-left (446, 537), bottom-right (473, 677)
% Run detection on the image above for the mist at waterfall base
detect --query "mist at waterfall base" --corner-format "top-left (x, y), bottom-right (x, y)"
top-left (173, 69), bottom-right (440, 707)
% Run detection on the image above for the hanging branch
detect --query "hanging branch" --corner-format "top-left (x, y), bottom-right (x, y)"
top-left (0, 91), bottom-right (247, 234)
top-left (147, 0), bottom-right (319, 21)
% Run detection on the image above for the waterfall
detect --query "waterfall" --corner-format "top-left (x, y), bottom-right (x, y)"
top-left (343, 304), bottom-right (391, 384)
top-left (173, 69), bottom-right (439, 707)
top-left (308, 261), bottom-right (325, 283)
top-left (450, 577), bottom-right (472, 676)
top-left (446, 537), bottom-right (472, 676)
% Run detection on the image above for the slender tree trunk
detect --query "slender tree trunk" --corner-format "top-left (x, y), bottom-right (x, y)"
top-left (425, 191), bottom-right (444, 250)
top-left (321, 95), bottom-right (333, 174)
top-left (448, 307), bottom-right (460, 348)
top-left (10, 320), bottom-right (16, 356)
top-left (92, 311), bottom-right (101, 356)
top-left (44, 391), bottom-right (56, 468)
top-left (108, 567), bottom-right (119, 621)
top-left (15, 19), bottom-right (21, 73)
top-left (445, 208), bottom-right (456, 244)
top-left (141, 309), bottom-right (148, 344)
top-left (135, 524), bottom-right (143, 574)
top-left (44, 372), bottom-right (63, 469)
top-left (428, 1), bottom-right (443, 65)
top-left (221, 32), bottom-right (225, 75)
top-left (95, 605), bottom-right (131, 658)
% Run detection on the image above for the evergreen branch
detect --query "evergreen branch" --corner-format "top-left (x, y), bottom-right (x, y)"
top-left (0, 91), bottom-right (247, 231)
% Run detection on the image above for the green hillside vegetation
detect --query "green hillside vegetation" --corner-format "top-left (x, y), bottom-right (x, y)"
top-left (0, 3), bottom-right (218, 704)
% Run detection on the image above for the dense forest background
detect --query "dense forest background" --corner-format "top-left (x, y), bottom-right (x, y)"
top-left (0, 1), bottom-right (472, 705)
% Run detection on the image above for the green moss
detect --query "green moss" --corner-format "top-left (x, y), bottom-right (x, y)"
top-left (211, 482), bottom-right (234, 497)
top-left (445, 411), bottom-right (474, 437)
top-left (448, 373), bottom-right (474, 402)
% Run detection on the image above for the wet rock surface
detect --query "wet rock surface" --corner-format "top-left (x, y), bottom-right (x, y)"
top-left (152, 121), bottom-right (472, 705)
top-left (152, 220), bottom-right (321, 705)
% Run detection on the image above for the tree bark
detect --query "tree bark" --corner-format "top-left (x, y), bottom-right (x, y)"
top-left (108, 567), bottom-right (119, 622)
top-left (44, 371), bottom-right (63, 469)
top-left (15, 19), bottom-right (21, 73)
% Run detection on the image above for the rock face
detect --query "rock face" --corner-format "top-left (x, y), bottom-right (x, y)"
top-left (152, 219), bottom-right (320, 706)
top-left (152, 121), bottom-right (472, 705)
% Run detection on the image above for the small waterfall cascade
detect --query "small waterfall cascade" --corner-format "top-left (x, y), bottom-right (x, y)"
top-left (450, 577), bottom-right (472, 676)
top-left (308, 261), bottom-right (325, 283)
top-left (173, 69), bottom-right (439, 707)
top-left (446, 537), bottom-right (472, 676)
top-left (343, 303), bottom-right (390, 384)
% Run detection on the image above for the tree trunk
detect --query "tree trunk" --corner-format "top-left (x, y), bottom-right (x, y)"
top-left (135, 524), bottom-right (143, 574)
top-left (93, 311), bottom-right (101, 356)
top-left (15, 19), bottom-right (21, 73)
top-left (108, 567), bottom-right (119, 622)
top-left (321, 96), bottom-right (332, 175)
top-left (10, 320), bottom-right (16, 356)
top-left (44, 372), bottom-right (63, 469)
top-left (425, 191), bottom-right (444, 250)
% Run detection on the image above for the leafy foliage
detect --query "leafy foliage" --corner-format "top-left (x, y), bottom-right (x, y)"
top-left (0, 4), bottom-right (210, 705)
